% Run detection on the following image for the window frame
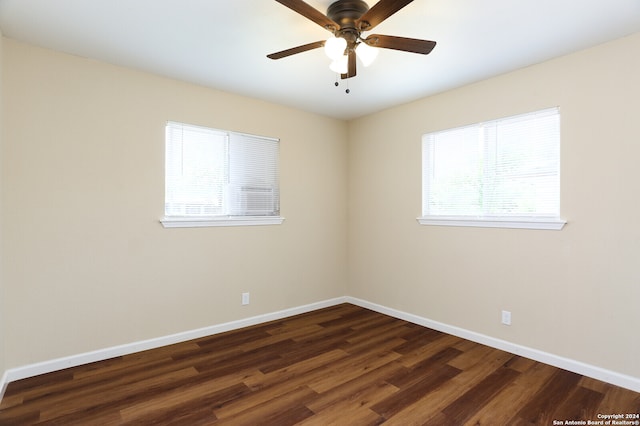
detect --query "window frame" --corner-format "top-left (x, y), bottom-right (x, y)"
top-left (161, 121), bottom-right (284, 228)
top-left (418, 108), bottom-right (566, 230)
top-left (161, 215), bottom-right (284, 228)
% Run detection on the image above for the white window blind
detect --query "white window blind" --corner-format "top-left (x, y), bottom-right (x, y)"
top-left (228, 133), bottom-right (280, 216)
top-left (165, 123), bottom-right (227, 217)
top-left (420, 108), bottom-right (565, 229)
top-left (164, 122), bottom-right (280, 222)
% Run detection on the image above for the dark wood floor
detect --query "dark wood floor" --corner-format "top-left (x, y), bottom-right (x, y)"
top-left (1, 304), bottom-right (639, 425)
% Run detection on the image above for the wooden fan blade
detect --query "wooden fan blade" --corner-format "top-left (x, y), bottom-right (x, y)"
top-left (267, 40), bottom-right (325, 59)
top-left (356, 0), bottom-right (414, 31)
top-left (365, 34), bottom-right (436, 54)
top-left (275, 0), bottom-right (338, 31)
top-left (341, 49), bottom-right (357, 79)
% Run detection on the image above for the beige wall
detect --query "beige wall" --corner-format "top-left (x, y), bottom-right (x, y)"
top-left (1, 39), bottom-right (348, 367)
top-left (0, 31), bottom-right (5, 378)
top-left (2, 30), bottom-right (639, 384)
top-left (348, 32), bottom-right (640, 378)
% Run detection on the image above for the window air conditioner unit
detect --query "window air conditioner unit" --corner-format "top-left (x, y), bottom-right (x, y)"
top-left (230, 186), bottom-right (276, 215)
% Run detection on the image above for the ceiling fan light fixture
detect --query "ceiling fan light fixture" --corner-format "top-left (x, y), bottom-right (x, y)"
top-left (329, 55), bottom-right (349, 74)
top-left (324, 36), bottom-right (347, 60)
top-left (356, 42), bottom-right (378, 67)
top-left (268, 0), bottom-right (438, 81)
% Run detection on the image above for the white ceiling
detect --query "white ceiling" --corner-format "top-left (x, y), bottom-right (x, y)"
top-left (1, 0), bottom-right (639, 120)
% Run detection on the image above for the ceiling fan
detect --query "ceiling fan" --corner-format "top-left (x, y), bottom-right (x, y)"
top-left (267, 0), bottom-right (436, 80)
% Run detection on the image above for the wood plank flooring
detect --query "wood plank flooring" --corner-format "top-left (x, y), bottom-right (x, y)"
top-left (1, 304), bottom-right (638, 425)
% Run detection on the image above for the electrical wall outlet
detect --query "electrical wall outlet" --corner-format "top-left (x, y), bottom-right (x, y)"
top-left (242, 292), bottom-right (250, 305)
top-left (501, 310), bottom-right (512, 326)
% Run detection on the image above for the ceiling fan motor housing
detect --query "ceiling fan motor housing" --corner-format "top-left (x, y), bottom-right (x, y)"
top-left (327, 0), bottom-right (369, 30)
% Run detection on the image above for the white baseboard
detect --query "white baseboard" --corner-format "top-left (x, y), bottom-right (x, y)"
top-left (346, 296), bottom-right (640, 393)
top-left (0, 296), bottom-right (348, 400)
top-left (1, 295), bottom-right (638, 401)
top-left (0, 370), bottom-right (8, 403)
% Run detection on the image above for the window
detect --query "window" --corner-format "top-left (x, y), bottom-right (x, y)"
top-left (162, 121), bottom-right (283, 228)
top-left (419, 107), bottom-right (565, 230)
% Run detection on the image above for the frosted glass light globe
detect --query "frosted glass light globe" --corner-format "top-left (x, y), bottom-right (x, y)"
top-left (329, 55), bottom-right (348, 74)
top-left (324, 36), bottom-right (347, 60)
top-left (356, 42), bottom-right (378, 67)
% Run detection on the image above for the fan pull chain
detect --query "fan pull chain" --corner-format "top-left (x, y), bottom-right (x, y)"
top-left (332, 75), bottom-right (350, 94)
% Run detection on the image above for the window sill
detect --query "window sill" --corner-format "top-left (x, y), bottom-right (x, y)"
top-left (416, 216), bottom-right (566, 230)
top-left (161, 216), bottom-right (285, 228)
